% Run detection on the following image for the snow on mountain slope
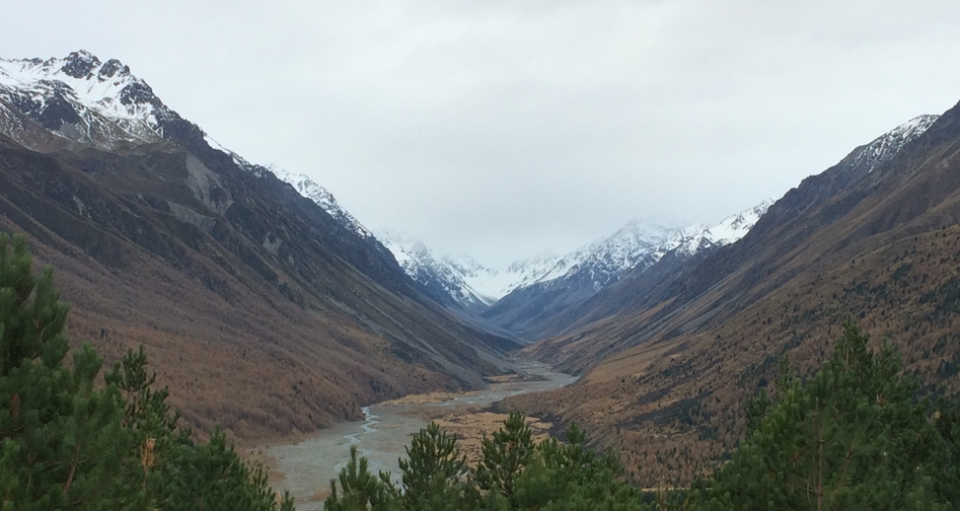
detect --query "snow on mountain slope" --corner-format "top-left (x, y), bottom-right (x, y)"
top-left (671, 199), bottom-right (775, 254)
top-left (0, 50), bottom-right (171, 150)
top-left (377, 232), bottom-right (563, 308)
top-left (704, 199), bottom-right (774, 245)
top-left (480, 200), bottom-right (776, 337)
top-left (531, 218), bottom-right (688, 294)
top-left (850, 114), bottom-right (939, 173)
top-left (268, 166), bottom-right (375, 240)
top-left (506, 200), bottom-right (775, 298)
top-left (492, 254), bottom-right (566, 296)
top-left (378, 233), bottom-right (501, 311)
top-left (381, 200), bottom-right (774, 314)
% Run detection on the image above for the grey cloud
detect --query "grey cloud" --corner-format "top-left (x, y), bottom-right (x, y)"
top-left (4, 0), bottom-right (960, 266)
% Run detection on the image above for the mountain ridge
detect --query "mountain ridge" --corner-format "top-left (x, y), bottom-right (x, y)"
top-left (478, 200), bottom-right (774, 340)
top-left (503, 108), bottom-right (955, 486)
top-left (0, 50), bottom-right (519, 440)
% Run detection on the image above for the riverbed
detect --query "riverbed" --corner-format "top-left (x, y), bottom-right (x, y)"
top-left (266, 362), bottom-right (576, 510)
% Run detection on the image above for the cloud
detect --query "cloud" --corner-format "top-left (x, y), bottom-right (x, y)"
top-left (4, 0), bottom-right (960, 265)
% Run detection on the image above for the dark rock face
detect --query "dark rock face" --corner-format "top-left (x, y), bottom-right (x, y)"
top-left (8, 86), bottom-right (82, 130)
top-left (98, 59), bottom-right (129, 79)
top-left (59, 50), bottom-right (101, 78)
top-left (0, 123), bottom-right (519, 435)
top-left (119, 80), bottom-right (157, 106)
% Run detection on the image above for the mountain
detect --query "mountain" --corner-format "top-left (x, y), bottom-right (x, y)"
top-left (377, 233), bottom-right (495, 313)
top-left (0, 51), bottom-right (519, 440)
top-left (268, 166), bottom-right (377, 241)
top-left (849, 114), bottom-right (939, 173)
top-left (505, 112), bottom-right (955, 486)
top-left (0, 51), bottom-right (170, 151)
top-left (377, 232), bottom-right (563, 314)
top-left (481, 202), bottom-right (773, 340)
top-left (378, 203), bottom-right (772, 340)
top-left (676, 199), bottom-right (774, 251)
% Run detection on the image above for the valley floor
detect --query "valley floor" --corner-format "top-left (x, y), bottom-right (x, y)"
top-left (246, 362), bottom-right (576, 511)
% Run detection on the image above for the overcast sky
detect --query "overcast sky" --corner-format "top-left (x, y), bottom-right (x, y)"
top-left (5, 1), bottom-right (960, 266)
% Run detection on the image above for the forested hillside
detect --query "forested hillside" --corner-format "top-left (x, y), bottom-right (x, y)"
top-left (508, 101), bottom-right (960, 486)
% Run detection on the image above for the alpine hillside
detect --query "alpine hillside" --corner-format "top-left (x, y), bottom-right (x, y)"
top-left (0, 50), bottom-right (519, 440)
top-left (504, 112), bottom-right (960, 486)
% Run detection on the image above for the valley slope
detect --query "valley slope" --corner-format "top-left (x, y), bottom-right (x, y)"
top-left (504, 112), bottom-right (960, 485)
top-left (0, 51), bottom-right (518, 440)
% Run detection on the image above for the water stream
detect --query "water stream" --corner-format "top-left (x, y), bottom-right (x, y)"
top-left (267, 362), bottom-right (575, 510)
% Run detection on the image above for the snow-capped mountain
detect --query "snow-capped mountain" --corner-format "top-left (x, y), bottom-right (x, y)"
top-left (377, 232), bottom-right (563, 312)
top-left (850, 114), bottom-right (938, 173)
top-left (0, 51), bottom-right (387, 247)
top-left (0, 50), bottom-right (173, 150)
top-left (670, 199), bottom-right (775, 255)
top-left (480, 200), bottom-right (774, 338)
top-left (382, 201), bottom-right (774, 316)
top-left (268, 166), bottom-right (375, 240)
top-left (378, 233), bottom-right (496, 312)
top-left (531, 219), bottom-right (690, 294)
top-left (498, 254), bottom-right (567, 296)
top-left (516, 201), bottom-right (774, 297)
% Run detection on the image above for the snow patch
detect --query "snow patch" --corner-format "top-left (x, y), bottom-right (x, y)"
top-left (851, 114), bottom-right (938, 173)
top-left (267, 166), bottom-right (375, 240)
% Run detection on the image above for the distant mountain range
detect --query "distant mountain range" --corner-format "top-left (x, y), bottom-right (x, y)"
top-left (373, 201), bottom-right (772, 340)
top-left (376, 233), bottom-right (562, 312)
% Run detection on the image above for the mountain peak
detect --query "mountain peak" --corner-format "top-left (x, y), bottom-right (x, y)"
top-left (619, 216), bottom-right (687, 235)
top-left (267, 166), bottom-right (375, 240)
top-left (0, 51), bottom-right (167, 150)
top-left (60, 50), bottom-right (102, 78)
top-left (850, 114), bottom-right (939, 173)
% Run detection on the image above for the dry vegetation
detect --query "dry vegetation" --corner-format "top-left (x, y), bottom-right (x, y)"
top-left (508, 225), bottom-right (960, 488)
top-left (0, 135), bottom-right (514, 443)
top-left (397, 402), bottom-right (554, 466)
top-left (506, 107), bottom-right (960, 487)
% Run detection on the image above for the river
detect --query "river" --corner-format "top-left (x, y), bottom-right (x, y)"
top-left (266, 361), bottom-right (576, 510)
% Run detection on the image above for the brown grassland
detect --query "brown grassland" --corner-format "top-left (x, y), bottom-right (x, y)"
top-left (0, 134), bottom-right (514, 443)
top-left (507, 225), bottom-right (960, 487)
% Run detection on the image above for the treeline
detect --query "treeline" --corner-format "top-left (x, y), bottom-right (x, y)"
top-left (3, 232), bottom-right (960, 510)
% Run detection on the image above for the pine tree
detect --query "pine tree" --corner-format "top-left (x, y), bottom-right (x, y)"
top-left (159, 427), bottom-right (285, 511)
top-left (931, 400), bottom-right (960, 505)
top-left (105, 346), bottom-right (182, 497)
top-left (513, 422), bottom-right (647, 511)
top-left (106, 346), bottom-right (293, 511)
top-left (325, 445), bottom-right (397, 511)
top-left (0, 233), bottom-right (294, 511)
top-left (693, 322), bottom-right (955, 511)
top-left (0, 233), bottom-right (144, 510)
top-left (476, 411), bottom-right (534, 501)
top-left (398, 422), bottom-right (472, 511)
